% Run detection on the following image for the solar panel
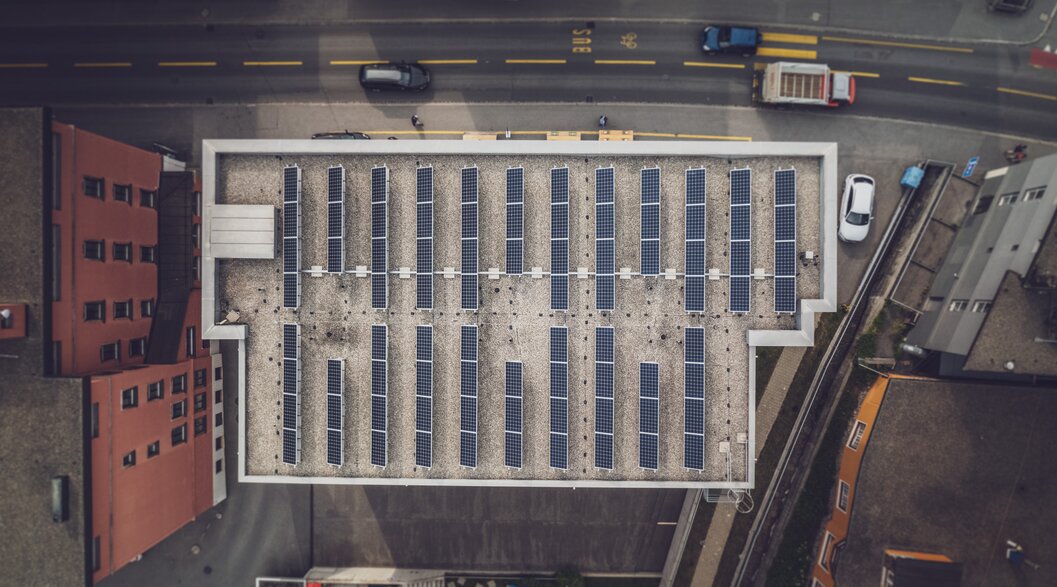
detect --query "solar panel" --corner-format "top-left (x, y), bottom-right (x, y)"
top-left (640, 362), bottom-right (659, 470)
top-left (371, 166), bottom-right (388, 310)
top-left (370, 324), bottom-right (387, 466)
top-left (326, 359), bottom-right (345, 466)
top-left (550, 326), bottom-right (569, 469)
top-left (282, 166), bottom-right (301, 310)
top-left (281, 323), bottom-right (301, 465)
top-left (460, 324), bottom-right (478, 467)
top-left (551, 167), bottom-right (569, 310)
top-left (686, 168), bottom-right (707, 313)
top-left (729, 168), bottom-right (752, 313)
top-left (684, 328), bottom-right (705, 470)
top-left (417, 166), bottom-right (433, 310)
top-left (595, 326), bottom-right (615, 469)
top-left (641, 167), bottom-right (661, 276)
top-left (327, 166), bottom-right (345, 274)
top-left (462, 167), bottom-right (479, 311)
top-left (415, 325), bottom-right (432, 468)
top-left (596, 167), bottom-right (616, 311)
top-left (774, 169), bottom-right (797, 313)
top-left (507, 167), bottom-right (524, 275)
top-left (505, 361), bottom-right (523, 468)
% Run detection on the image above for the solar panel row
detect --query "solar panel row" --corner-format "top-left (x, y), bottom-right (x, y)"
top-left (550, 326), bottom-right (569, 469)
top-left (595, 326), bottom-right (615, 469)
top-left (729, 168), bottom-right (752, 313)
top-left (415, 325), bottom-right (433, 468)
top-left (596, 167), bottom-right (616, 311)
top-left (686, 168), bottom-right (707, 313)
top-left (326, 358), bottom-right (344, 466)
top-left (774, 169), bottom-right (797, 313)
top-left (371, 166), bottom-right (389, 310)
top-left (640, 362), bottom-right (660, 470)
top-left (370, 324), bottom-right (387, 466)
top-left (417, 166), bottom-right (434, 310)
top-left (460, 325), bottom-right (478, 467)
top-left (282, 166), bottom-right (301, 309)
top-left (461, 167), bottom-right (479, 310)
top-left (282, 323), bottom-right (301, 465)
top-left (506, 167), bottom-right (524, 276)
top-left (327, 166), bottom-right (345, 274)
top-left (684, 328), bottom-right (705, 470)
top-left (551, 167), bottom-right (570, 310)
top-left (505, 361), bottom-right (523, 468)
top-left (641, 167), bottom-right (661, 276)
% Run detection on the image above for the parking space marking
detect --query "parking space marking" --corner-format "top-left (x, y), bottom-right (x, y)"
top-left (506, 59), bottom-right (567, 64)
top-left (823, 36), bottom-right (973, 54)
top-left (594, 59), bottom-right (656, 65)
top-left (683, 61), bottom-right (746, 69)
top-left (761, 32), bottom-right (818, 45)
top-left (756, 47), bottom-right (817, 60)
top-left (997, 87), bottom-right (1057, 101)
top-left (908, 76), bottom-right (965, 86)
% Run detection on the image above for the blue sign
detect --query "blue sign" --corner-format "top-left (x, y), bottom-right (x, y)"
top-left (963, 156), bottom-right (979, 178)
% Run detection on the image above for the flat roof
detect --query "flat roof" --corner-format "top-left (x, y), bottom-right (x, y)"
top-left (202, 140), bottom-right (838, 488)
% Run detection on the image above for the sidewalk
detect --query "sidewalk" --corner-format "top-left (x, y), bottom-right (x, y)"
top-left (3, 0), bottom-right (1056, 45)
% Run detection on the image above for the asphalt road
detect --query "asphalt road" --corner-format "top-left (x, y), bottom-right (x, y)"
top-left (2, 22), bottom-right (1056, 139)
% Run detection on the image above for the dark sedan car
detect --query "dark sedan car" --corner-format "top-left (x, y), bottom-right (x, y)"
top-left (359, 63), bottom-right (431, 91)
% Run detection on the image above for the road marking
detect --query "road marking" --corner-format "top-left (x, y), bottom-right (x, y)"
top-left (997, 87), bottom-right (1057, 101)
top-left (330, 60), bottom-right (388, 65)
top-left (506, 59), bottom-right (567, 64)
top-left (656, 521), bottom-right (678, 526)
top-left (0, 62), bottom-right (48, 68)
top-left (823, 35), bottom-right (973, 54)
top-left (761, 32), bottom-right (818, 45)
top-left (594, 59), bottom-right (656, 65)
top-left (684, 61), bottom-right (746, 69)
top-left (417, 59), bottom-right (478, 64)
top-left (756, 47), bottom-right (817, 60)
top-left (908, 76), bottom-right (964, 86)
top-left (158, 61), bottom-right (217, 67)
top-left (833, 70), bottom-right (881, 78)
top-left (362, 130), bottom-right (752, 141)
top-left (74, 62), bottom-right (132, 68)
top-left (637, 131), bottom-right (753, 141)
top-left (243, 60), bottom-right (303, 66)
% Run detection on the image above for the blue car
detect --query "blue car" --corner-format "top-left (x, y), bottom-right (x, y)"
top-left (701, 25), bottom-right (762, 56)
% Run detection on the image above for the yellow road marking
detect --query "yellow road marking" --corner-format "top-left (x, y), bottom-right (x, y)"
top-left (683, 61), bottom-right (746, 69)
top-left (823, 35), bottom-right (973, 54)
top-left (997, 87), bottom-right (1057, 101)
top-left (595, 59), bottom-right (656, 65)
top-left (833, 70), bottom-right (881, 78)
top-left (330, 60), bottom-right (388, 65)
top-left (74, 62), bottom-right (132, 68)
top-left (908, 76), bottom-right (964, 86)
top-left (637, 132), bottom-right (753, 141)
top-left (756, 47), bottom-right (818, 60)
top-left (761, 32), bottom-right (818, 45)
top-left (361, 130), bottom-right (752, 141)
top-left (506, 59), bottom-right (567, 64)
top-left (243, 60), bottom-right (303, 66)
top-left (417, 59), bottom-right (478, 64)
top-left (0, 62), bottom-right (48, 68)
top-left (158, 61), bottom-right (217, 67)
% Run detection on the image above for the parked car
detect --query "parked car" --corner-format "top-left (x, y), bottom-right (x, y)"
top-left (311, 131), bottom-right (371, 140)
top-left (839, 174), bottom-right (875, 242)
top-left (359, 62), bottom-right (431, 92)
top-left (700, 25), bottom-right (762, 55)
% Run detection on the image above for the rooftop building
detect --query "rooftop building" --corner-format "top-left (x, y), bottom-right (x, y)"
top-left (204, 140), bottom-right (838, 488)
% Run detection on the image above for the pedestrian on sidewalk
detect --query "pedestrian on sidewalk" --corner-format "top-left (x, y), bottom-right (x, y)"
top-left (598, 114), bottom-right (608, 128)
top-left (411, 114), bottom-right (422, 128)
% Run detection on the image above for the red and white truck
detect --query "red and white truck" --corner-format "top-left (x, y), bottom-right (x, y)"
top-left (753, 62), bottom-right (855, 107)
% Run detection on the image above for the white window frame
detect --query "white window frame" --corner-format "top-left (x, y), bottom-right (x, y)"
top-left (948, 299), bottom-right (969, 312)
top-left (972, 300), bottom-right (992, 313)
top-left (838, 480), bottom-right (850, 512)
top-left (818, 531), bottom-right (835, 571)
top-left (997, 192), bottom-right (1018, 206)
top-left (848, 420), bottom-right (867, 450)
top-left (1023, 187), bottom-right (1045, 201)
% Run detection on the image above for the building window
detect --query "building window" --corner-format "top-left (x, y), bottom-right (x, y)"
top-left (51, 225), bottom-right (61, 301)
top-left (1023, 187), bottom-right (1045, 201)
top-left (100, 341), bottom-right (120, 362)
top-left (972, 300), bottom-right (992, 313)
top-left (171, 424), bottom-right (187, 446)
top-left (818, 531), bottom-right (835, 571)
top-left (192, 224), bottom-right (201, 249)
top-left (129, 337), bottom-right (147, 357)
top-left (215, 412), bottom-right (223, 427)
top-left (215, 436), bottom-right (223, 451)
top-left (84, 176), bottom-right (104, 199)
top-left (147, 441), bottom-right (160, 458)
top-left (171, 399), bottom-right (187, 420)
top-left (194, 416), bottom-right (208, 436)
top-left (202, 337), bottom-right (210, 351)
top-left (838, 480), bottom-right (850, 512)
top-left (148, 380), bottom-right (164, 401)
top-left (215, 459), bottom-right (223, 473)
top-left (215, 388), bottom-right (223, 404)
top-left (121, 386), bottom-right (138, 409)
top-left (214, 366), bottom-right (223, 381)
top-left (973, 195), bottom-right (993, 215)
top-left (948, 299), bottom-right (969, 312)
top-left (194, 368), bottom-right (207, 388)
top-left (122, 450), bottom-right (136, 468)
top-left (51, 133), bottom-right (61, 210)
top-left (91, 403), bottom-right (99, 438)
top-left (140, 189), bottom-right (157, 208)
top-left (194, 392), bottom-right (207, 413)
top-left (140, 245), bottom-right (157, 263)
top-left (193, 191), bottom-right (202, 216)
top-left (187, 326), bottom-right (197, 358)
top-left (141, 299), bottom-right (155, 318)
top-left (997, 192), bottom-right (1018, 206)
top-left (812, 578), bottom-right (825, 587)
top-left (113, 242), bottom-right (132, 262)
top-left (113, 299), bottom-right (133, 320)
top-left (113, 184), bottom-right (132, 204)
top-left (84, 301), bottom-right (106, 322)
top-left (172, 374), bottom-right (187, 393)
top-left (84, 239), bottom-right (105, 261)
top-left (847, 420), bottom-right (867, 450)
top-left (1011, 244), bottom-right (1020, 252)
top-left (192, 255), bottom-right (201, 282)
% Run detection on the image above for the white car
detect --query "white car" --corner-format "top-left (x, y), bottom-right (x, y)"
top-left (839, 174), bottom-right (875, 242)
